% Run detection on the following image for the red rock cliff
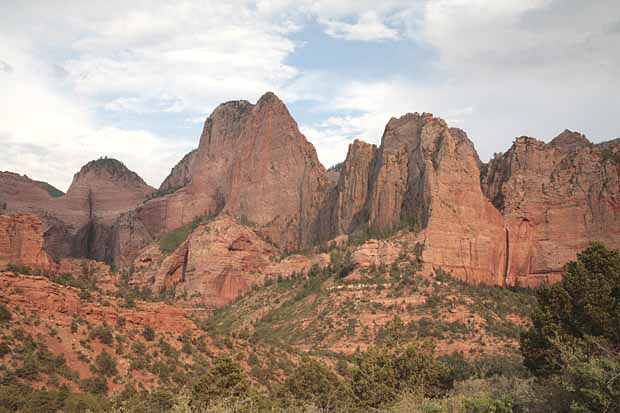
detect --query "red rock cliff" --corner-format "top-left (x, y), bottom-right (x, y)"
top-left (115, 92), bottom-right (330, 267)
top-left (0, 214), bottom-right (52, 270)
top-left (481, 131), bottom-right (620, 285)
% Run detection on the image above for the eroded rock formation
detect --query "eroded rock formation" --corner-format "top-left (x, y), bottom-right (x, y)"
top-left (0, 213), bottom-right (52, 270)
top-left (0, 159), bottom-right (154, 261)
top-left (328, 114), bottom-right (507, 284)
top-left (3, 92), bottom-right (619, 298)
top-left (481, 131), bottom-right (620, 286)
top-left (130, 215), bottom-right (328, 306)
top-left (112, 92), bottom-right (331, 268)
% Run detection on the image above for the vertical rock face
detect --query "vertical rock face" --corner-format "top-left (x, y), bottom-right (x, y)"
top-left (329, 114), bottom-right (506, 284)
top-left (0, 214), bottom-right (52, 270)
top-left (193, 92), bottom-right (328, 249)
top-left (417, 125), bottom-right (507, 284)
top-left (481, 131), bottom-right (620, 284)
top-left (117, 92), bottom-right (330, 266)
top-left (366, 114), bottom-right (430, 230)
top-left (333, 140), bottom-right (377, 234)
top-left (158, 149), bottom-right (197, 194)
top-left (4, 91), bottom-right (619, 292)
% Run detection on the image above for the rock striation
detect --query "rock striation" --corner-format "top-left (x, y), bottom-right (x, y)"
top-left (130, 215), bottom-right (328, 306)
top-left (113, 92), bottom-right (330, 267)
top-left (0, 213), bottom-right (52, 270)
top-left (481, 131), bottom-right (620, 286)
top-left (3, 92), bottom-right (620, 297)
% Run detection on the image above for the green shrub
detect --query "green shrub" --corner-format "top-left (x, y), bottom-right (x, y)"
top-left (95, 351), bottom-right (117, 377)
top-left (191, 355), bottom-right (250, 407)
top-left (329, 248), bottom-right (354, 278)
top-left (89, 324), bottom-right (113, 345)
top-left (0, 304), bottom-right (11, 323)
top-left (143, 325), bottom-right (155, 341)
top-left (159, 213), bottom-right (214, 254)
top-left (351, 342), bottom-right (446, 408)
top-left (80, 376), bottom-right (108, 395)
top-left (601, 148), bottom-right (620, 164)
top-left (5, 264), bottom-right (31, 274)
top-left (279, 358), bottom-right (352, 410)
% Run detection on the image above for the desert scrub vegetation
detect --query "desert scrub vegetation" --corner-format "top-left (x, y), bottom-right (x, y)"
top-left (3, 244), bottom-right (618, 412)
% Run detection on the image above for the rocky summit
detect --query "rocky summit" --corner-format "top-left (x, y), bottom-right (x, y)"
top-left (2, 92), bottom-right (619, 300)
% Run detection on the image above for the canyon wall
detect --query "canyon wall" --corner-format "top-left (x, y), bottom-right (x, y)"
top-left (2, 92), bottom-right (619, 296)
top-left (481, 131), bottom-right (620, 286)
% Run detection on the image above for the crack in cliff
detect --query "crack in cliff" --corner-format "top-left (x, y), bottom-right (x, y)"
top-left (503, 227), bottom-right (510, 287)
top-left (181, 244), bottom-right (189, 282)
top-left (84, 189), bottom-right (96, 259)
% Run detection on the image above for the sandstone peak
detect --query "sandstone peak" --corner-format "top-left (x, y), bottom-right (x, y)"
top-left (351, 138), bottom-right (376, 149)
top-left (550, 129), bottom-right (590, 149)
top-left (212, 99), bottom-right (253, 116)
top-left (256, 90), bottom-right (282, 106)
top-left (386, 112), bottom-right (441, 127)
top-left (513, 136), bottom-right (545, 147)
top-left (550, 129), bottom-right (591, 149)
top-left (71, 157), bottom-right (150, 187)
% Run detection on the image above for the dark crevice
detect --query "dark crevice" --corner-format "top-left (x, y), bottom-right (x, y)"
top-left (181, 245), bottom-right (189, 282)
top-left (503, 227), bottom-right (510, 287)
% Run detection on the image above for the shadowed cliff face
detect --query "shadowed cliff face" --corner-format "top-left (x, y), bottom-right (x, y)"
top-left (0, 159), bottom-right (154, 261)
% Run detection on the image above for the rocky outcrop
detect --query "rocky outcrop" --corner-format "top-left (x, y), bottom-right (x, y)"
top-left (481, 131), bottom-right (620, 284)
top-left (114, 92), bottom-right (330, 267)
top-left (130, 215), bottom-right (331, 307)
top-left (158, 149), bottom-right (197, 194)
top-left (0, 214), bottom-right (52, 270)
top-left (0, 271), bottom-right (206, 391)
top-left (331, 114), bottom-right (507, 285)
top-left (131, 216), bottom-right (280, 307)
top-left (0, 159), bottom-right (154, 261)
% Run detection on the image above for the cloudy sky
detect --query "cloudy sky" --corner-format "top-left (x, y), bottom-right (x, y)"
top-left (1, 0), bottom-right (619, 190)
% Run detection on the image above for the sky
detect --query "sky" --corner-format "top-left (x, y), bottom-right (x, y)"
top-left (1, 0), bottom-right (619, 191)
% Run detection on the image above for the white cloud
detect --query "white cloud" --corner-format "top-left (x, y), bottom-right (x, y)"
top-left (304, 0), bottom-right (620, 161)
top-left (0, 41), bottom-right (192, 190)
top-left (0, 0), bottom-right (300, 189)
top-left (320, 11), bottom-right (400, 41)
top-left (1, 0), bottom-right (619, 188)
